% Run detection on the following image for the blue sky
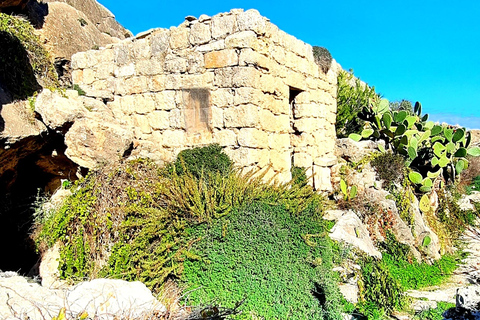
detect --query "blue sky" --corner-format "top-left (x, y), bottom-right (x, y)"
top-left (99, 0), bottom-right (480, 129)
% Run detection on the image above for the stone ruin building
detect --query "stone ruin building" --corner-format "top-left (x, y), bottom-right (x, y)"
top-left (70, 8), bottom-right (340, 191)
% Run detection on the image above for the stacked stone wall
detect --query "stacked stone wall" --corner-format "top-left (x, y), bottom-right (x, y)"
top-left (71, 9), bottom-right (339, 190)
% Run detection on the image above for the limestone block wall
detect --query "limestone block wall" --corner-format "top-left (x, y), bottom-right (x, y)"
top-left (71, 9), bottom-right (339, 191)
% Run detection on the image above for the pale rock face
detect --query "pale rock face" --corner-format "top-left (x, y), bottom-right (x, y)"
top-left (66, 279), bottom-right (167, 318)
top-left (35, 89), bottom-right (88, 130)
top-left (328, 210), bottom-right (382, 258)
top-left (64, 113), bottom-right (134, 169)
top-left (0, 275), bottom-right (166, 320)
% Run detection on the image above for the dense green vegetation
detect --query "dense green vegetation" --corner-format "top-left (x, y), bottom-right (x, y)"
top-left (183, 202), bottom-right (342, 320)
top-left (336, 70), bottom-right (379, 138)
top-left (34, 146), bottom-right (343, 319)
top-left (0, 13), bottom-right (57, 99)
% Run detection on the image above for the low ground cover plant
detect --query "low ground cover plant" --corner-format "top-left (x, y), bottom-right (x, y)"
top-left (182, 202), bottom-right (342, 320)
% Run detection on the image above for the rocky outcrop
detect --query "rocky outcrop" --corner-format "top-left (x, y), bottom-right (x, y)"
top-left (35, 89), bottom-right (134, 169)
top-left (36, 2), bottom-right (121, 60)
top-left (0, 273), bottom-right (167, 320)
top-left (43, 0), bottom-right (131, 39)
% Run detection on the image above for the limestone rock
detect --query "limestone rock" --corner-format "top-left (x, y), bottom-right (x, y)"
top-left (0, 100), bottom-right (47, 145)
top-left (457, 287), bottom-right (480, 311)
top-left (37, 2), bottom-right (120, 60)
top-left (64, 113), bottom-right (134, 169)
top-left (458, 191), bottom-right (480, 211)
top-left (66, 279), bottom-right (167, 318)
top-left (35, 89), bottom-right (88, 130)
top-left (336, 138), bottom-right (383, 163)
top-left (42, 0), bottom-right (132, 39)
top-left (0, 274), bottom-right (64, 320)
top-left (0, 275), bottom-right (167, 320)
top-left (328, 210), bottom-right (382, 258)
top-left (39, 242), bottom-right (66, 289)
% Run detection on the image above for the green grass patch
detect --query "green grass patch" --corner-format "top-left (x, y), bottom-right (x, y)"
top-left (414, 301), bottom-right (455, 320)
top-left (182, 202), bottom-right (343, 320)
top-left (0, 13), bottom-right (57, 99)
top-left (382, 253), bottom-right (460, 290)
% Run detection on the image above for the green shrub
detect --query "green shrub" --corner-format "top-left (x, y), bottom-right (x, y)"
top-left (359, 257), bottom-right (405, 314)
top-left (371, 152), bottom-right (406, 188)
top-left (313, 46), bottom-right (333, 74)
top-left (383, 252), bottom-right (459, 290)
top-left (336, 70), bottom-right (379, 138)
top-left (34, 155), bottom-right (327, 291)
top-left (414, 301), bottom-right (455, 320)
top-left (173, 144), bottom-right (233, 179)
top-left (0, 13), bottom-right (57, 99)
top-left (291, 165), bottom-right (308, 187)
top-left (182, 202), bottom-right (343, 320)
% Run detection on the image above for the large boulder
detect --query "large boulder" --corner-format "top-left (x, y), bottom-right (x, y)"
top-left (36, 2), bottom-right (121, 60)
top-left (42, 0), bottom-right (131, 39)
top-left (0, 273), bottom-right (167, 320)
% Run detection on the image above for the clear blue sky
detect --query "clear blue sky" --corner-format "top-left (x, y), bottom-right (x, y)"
top-left (99, 0), bottom-right (480, 129)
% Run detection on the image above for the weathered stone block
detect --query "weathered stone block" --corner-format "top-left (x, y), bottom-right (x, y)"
top-left (234, 87), bottom-right (263, 106)
top-left (268, 133), bottom-right (290, 150)
top-left (149, 75), bottom-right (166, 92)
top-left (114, 43), bottom-right (133, 66)
top-left (224, 147), bottom-right (258, 166)
top-left (133, 38), bottom-right (151, 59)
top-left (195, 39), bottom-right (226, 52)
top-left (212, 129), bottom-right (237, 146)
top-left (270, 149), bottom-right (290, 171)
top-left (148, 111), bottom-right (170, 130)
top-left (314, 165), bottom-right (333, 192)
top-left (259, 109), bottom-right (289, 133)
top-left (154, 91), bottom-right (176, 110)
top-left (72, 70), bottom-right (83, 84)
top-left (151, 30), bottom-right (170, 55)
top-left (133, 114), bottom-right (151, 134)
top-left (162, 130), bottom-right (186, 147)
top-left (115, 76), bottom-right (148, 95)
top-left (165, 56), bottom-right (188, 73)
top-left (293, 152), bottom-right (313, 168)
top-left (134, 94), bottom-right (156, 114)
top-left (211, 88), bottom-right (234, 107)
top-left (136, 58), bottom-right (164, 76)
top-left (293, 117), bottom-right (318, 133)
top-left (96, 63), bottom-right (114, 80)
top-left (169, 109), bottom-right (186, 129)
top-left (71, 51), bottom-right (87, 69)
top-left (224, 104), bottom-right (258, 128)
top-left (261, 95), bottom-right (288, 115)
top-left (189, 22), bottom-right (211, 45)
top-left (165, 73), bottom-right (214, 89)
top-left (225, 31), bottom-right (257, 48)
top-left (204, 49), bottom-right (238, 69)
top-left (211, 106), bottom-right (224, 128)
top-left (239, 49), bottom-right (270, 70)
top-left (238, 128), bottom-right (268, 148)
top-left (187, 51), bottom-right (205, 73)
top-left (237, 9), bottom-right (266, 35)
top-left (169, 27), bottom-right (190, 50)
top-left (82, 69), bottom-right (95, 85)
top-left (294, 103), bottom-right (323, 119)
top-left (291, 132), bottom-right (314, 147)
top-left (232, 67), bottom-right (261, 87)
top-left (211, 14), bottom-right (237, 39)
top-left (114, 63), bottom-right (135, 77)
